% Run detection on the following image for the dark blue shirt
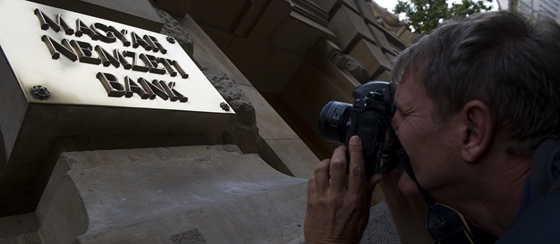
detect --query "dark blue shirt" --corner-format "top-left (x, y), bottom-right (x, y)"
top-left (494, 140), bottom-right (560, 243)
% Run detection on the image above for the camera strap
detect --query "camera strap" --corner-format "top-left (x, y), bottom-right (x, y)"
top-left (380, 115), bottom-right (477, 244)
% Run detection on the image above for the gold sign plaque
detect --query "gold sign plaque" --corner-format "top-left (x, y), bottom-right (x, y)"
top-left (0, 0), bottom-right (234, 114)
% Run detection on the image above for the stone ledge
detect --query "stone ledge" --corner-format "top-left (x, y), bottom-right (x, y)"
top-left (37, 145), bottom-right (308, 243)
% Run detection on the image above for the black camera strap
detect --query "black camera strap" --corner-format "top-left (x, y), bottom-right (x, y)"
top-left (380, 115), bottom-right (477, 244)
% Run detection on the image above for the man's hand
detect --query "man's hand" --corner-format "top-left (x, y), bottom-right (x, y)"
top-left (304, 136), bottom-right (382, 243)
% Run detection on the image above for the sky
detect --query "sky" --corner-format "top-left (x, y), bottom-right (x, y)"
top-left (374, 0), bottom-right (501, 14)
top-left (374, 0), bottom-right (404, 12)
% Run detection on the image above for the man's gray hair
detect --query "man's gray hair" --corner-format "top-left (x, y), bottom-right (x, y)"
top-left (391, 11), bottom-right (560, 156)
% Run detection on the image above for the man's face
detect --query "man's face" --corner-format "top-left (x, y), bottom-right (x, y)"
top-left (391, 73), bottom-right (463, 197)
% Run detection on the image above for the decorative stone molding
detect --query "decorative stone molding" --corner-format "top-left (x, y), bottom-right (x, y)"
top-left (202, 68), bottom-right (259, 153)
top-left (156, 9), bottom-right (195, 58)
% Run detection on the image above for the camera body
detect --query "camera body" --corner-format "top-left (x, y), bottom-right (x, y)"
top-left (318, 81), bottom-right (396, 177)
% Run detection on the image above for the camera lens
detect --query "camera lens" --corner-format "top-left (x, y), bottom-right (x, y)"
top-left (318, 101), bottom-right (352, 143)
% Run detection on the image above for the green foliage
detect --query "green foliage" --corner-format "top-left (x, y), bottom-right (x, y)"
top-left (394, 0), bottom-right (493, 34)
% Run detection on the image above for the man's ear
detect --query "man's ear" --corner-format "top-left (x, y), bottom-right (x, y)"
top-left (460, 100), bottom-right (493, 163)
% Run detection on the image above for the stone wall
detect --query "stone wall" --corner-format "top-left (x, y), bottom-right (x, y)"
top-left (0, 0), bottom-right (408, 242)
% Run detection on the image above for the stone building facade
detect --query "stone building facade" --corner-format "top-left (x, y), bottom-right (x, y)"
top-left (0, 0), bottom-right (412, 243)
top-left (516, 0), bottom-right (559, 22)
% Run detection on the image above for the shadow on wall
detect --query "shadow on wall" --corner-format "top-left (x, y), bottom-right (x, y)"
top-left (0, 125), bottom-right (4, 166)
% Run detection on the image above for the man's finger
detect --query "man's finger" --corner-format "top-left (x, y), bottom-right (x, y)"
top-left (329, 146), bottom-right (348, 192)
top-left (307, 177), bottom-right (316, 197)
top-left (348, 135), bottom-right (366, 193)
top-left (314, 159), bottom-right (331, 193)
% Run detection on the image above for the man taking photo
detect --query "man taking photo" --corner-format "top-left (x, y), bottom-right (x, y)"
top-left (305, 11), bottom-right (560, 243)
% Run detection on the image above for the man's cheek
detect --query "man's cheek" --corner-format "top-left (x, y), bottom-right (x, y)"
top-left (398, 171), bottom-right (421, 196)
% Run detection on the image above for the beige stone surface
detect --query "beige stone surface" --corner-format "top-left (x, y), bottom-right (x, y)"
top-left (0, 213), bottom-right (39, 239)
top-left (0, 233), bottom-right (41, 244)
top-left (264, 138), bottom-right (320, 178)
top-left (250, 48), bottom-right (305, 94)
top-left (281, 61), bottom-right (354, 154)
top-left (175, 14), bottom-right (253, 87)
top-left (341, 0), bottom-right (360, 14)
top-left (384, 51), bottom-right (397, 65)
top-left (367, 20), bottom-right (408, 53)
top-left (0, 47), bottom-right (37, 216)
top-left (237, 85), bottom-right (299, 140)
top-left (156, 0), bottom-right (194, 16)
top-left (76, 183), bottom-right (307, 244)
top-left (308, 43), bottom-right (361, 97)
top-left (268, 11), bottom-right (336, 56)
top-left (328, 5), bottom-right (375, 53)
top-left (355, 0), bottom-right (378, 25)
top-left (29, 0), bottom-right (163, 32)
top-left (0, 47), bottom-right (27, 166)
top-left (232, 0), bottom-right (273, 38)
top-left (226, 38), bottom-right (271, 80)
top-left (316, 38), bottom-right (342, 60)
top-left (348, 39), bottom-right (391, 80)
top-left (398, 28), bottom-right (418, 45)
top-left (368, 23), bottom-right (395, 54)
top-left (202, 68), bottom-right (259, 153)
top-left (174, 10), bottom-right (319, 181)
top-left (188, 0), bottom-right (249, 31)
top-left (156, 9), bottom-right (195, 57)
top-left (36, 154), bottom-right (88, 244)
top-left (255, 136), bottom-right (295, 176)
top-left (0, 101), bottom-right (230, 216)
top-left (309, 0), bottom-right (338, 13)
top-left (81, 0), bottom-right (161, 24)
top-left (291, 0), bottom-right (329, 27)
top-left (310, 0), bottom-right (359, 15)
top-left (37, 145), bottom-right (308, 243)
top-left (245, 0), bottom-right (293, 43)
top-left (344, 56), bottom-right (371, 83)
top-left (200, 25), bottom-right (235, 53)
top-left (376, 70), bottom-right (392, 82)
top-left (0, 126), bottom-right (4, 166)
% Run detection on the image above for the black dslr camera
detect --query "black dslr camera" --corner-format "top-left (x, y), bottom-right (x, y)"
top-left (318, 81), bottom-right (396, 177)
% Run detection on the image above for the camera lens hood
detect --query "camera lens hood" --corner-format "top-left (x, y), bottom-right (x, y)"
top-left (318, 101), bottom-right (352, 143)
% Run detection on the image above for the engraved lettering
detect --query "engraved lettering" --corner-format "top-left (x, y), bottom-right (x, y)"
top-left (123, 51), bottom-right (149, 72)
top-left (124, 76), bottom-right (150, 99)
top-left (159, 80), bottom-right (178, 101)
top-left (159, 58), bottom-right (177, 77)
top-left (41, 35), bottom-right (77, 61)
top-left (90, 22), bottom-right (116, 43)
top-left (168, 81), bottom-right (188, 102)
top-left (114, 49), bottom-right (132, 70)
top-left (131, 32), bottom-right (151, 51)
top-left (148, 79), bottom-right (169, 100)
top-left (96, 72), bottom-right (125, 97)
top-left (147, 35), bottom-right (167, 54)
top-left (70, 40), bottom-right (101, 65)
top-left (171, 60), bottom-right (189, 79)
top-left (143, 35), bottom-right (160, 53)
top-left (142, 54), bottom-right (166, 75)
top-left (75, 19), bottom-right (98, 40)
top-left (109, 26), bottom-right (130, 47)
top-left (34, 9), bottom-right (60, 32)
top-left (34, 10), bottom-right (74, 35)
top-left (57, 14), bottom-right (74, 35)
top-left (138, 53), bottom-right (154, 69)
top-left (94, 45), bottom-right (119, 68)
top-left (138, 78), bottom-right (157, 100)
